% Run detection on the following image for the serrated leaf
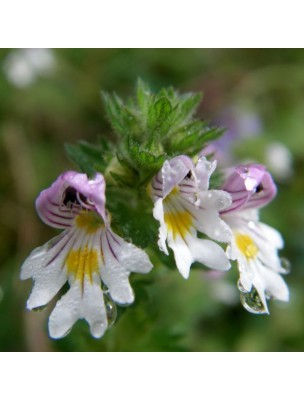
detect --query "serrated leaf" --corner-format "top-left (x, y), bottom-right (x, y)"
top-left (101, 92), bottom-right (138, 137)
top-left (147, 97), bottom-right (173, 138)
top-left (186, 127), bottom-right (225, 157)
top-left (127, 137), bottom-right (166, 173)
top-left (172, 92), bottom-right (202, 126)
top-left (136, 78), bottom-right (152, 118)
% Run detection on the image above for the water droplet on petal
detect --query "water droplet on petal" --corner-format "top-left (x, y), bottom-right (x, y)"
top-left (248, 221), bottom-right (256, 229)
top-left (32, 305), bottom-right (47, 312)
top-left (280, 257), bottom-right (291, 274)
top-left (215, 198), bottom-right (225, 210)
top-left (240, 286), bottom-right (267, 314)
top-left (237, 279), bottom-right (248, 293)
top-left (105, 297), bottom-right (117, 327)
top-left (213, 228), bottom-right (220, 237)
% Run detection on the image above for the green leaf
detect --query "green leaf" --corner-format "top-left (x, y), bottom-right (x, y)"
top-left (136, 78), bottom-right (152, 117)
top-left (170, 92), bottom-right (203, 127)
top-left (127, 137), bottom-right (166, 172)
top-left (147, 96), bottom-right (173, 138)
top-left (101, 92), bottom-right (138, 137)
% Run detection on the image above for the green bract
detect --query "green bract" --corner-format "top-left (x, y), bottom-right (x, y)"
top-left (65, 79), bottom-right (224, 188)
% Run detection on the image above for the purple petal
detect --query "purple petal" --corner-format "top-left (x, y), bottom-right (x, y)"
top-left (150, 155), bottom-right (194, 200)
top-left (221, 164), bottom-right (277, 214)
top-left (36, 171), bottom-right (106, 228)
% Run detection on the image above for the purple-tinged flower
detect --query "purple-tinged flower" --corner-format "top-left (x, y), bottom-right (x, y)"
top-left (21, 171), bottom-right (153, 339)
top-left (149, 155), bottom-right (232, 279)
top-left (221, 164), bottom-right (277, 214)
top-left (221, 164), bottom-right (289, 313)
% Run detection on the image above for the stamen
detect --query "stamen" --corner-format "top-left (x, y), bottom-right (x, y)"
top-left (62, 187), bottom-right (81, 207)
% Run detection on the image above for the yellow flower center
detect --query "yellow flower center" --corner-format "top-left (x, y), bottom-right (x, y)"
top-left (164, 187), bottom-right (193, 239)
top-left (164, 210), bottom-right (193, 239)
top-left (235, 233), bottom-right (258, 259)
top-left (75, 212), bottom-right (103, 234)
top-left (66, 245), bottom-right (99, 283)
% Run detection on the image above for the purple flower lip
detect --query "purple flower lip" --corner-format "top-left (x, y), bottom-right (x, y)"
top-left (221, 164), bottom-right (277, 214)
top-left (150, 155), bottom-right (195, 200)
top-left (36, 171), bottom-right (107, 229)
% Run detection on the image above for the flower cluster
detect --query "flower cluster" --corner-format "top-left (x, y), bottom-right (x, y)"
top-left (21, 157), bottom-right (289, 339)
top-left (20, 82), bottom-right (290, 339)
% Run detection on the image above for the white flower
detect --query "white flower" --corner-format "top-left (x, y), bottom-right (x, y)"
top-left (221, 164), bottom-right (289, 313)
top-left (20, 171), bottom-right (153, 339)
top-left (3, 49), bottom-right (55, 88)
top-left (225, 209), bottom-right (289, 313)
top-left (149, 155), bottom-right (232, 279)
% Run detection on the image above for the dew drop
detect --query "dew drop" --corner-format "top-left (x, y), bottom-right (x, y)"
top-left (32, 305), bottom-right (47, 312)
top-left (215, 198), bottom-right (225, 210)
top-left (105, 297), bottom-right (117, 328)
top-left (248, 221), bottom-right (256, 229)
top-left (240, 286), bottom-right (267, 314)
top-left (213, 228), bottom-right (220, 237)
top-left (280, 257), bottom-right (291, 274)
top-left (237, 279), bottom-right (248, 293)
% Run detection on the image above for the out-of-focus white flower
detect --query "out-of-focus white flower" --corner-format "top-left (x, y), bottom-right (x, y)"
top-left (265, 141), bottom-right (293, 181)
top-left (3, 48), bottom-right (56, 88)
top-left (210, 280), bottom-right (239, 306)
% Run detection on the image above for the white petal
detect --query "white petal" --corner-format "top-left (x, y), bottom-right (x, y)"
top-left (48, 281), bottom-right (83, 339)
top-left (187, 236), bottom-right (231, 271)
top-left (153, 199), bottom-right (169, 255)
top-left (108, 231), bottom-right (153, 274)
top-left (257, 222), bottom-right (284, 249)
top-left (165, 228), bottom-right (231, 279)
top-left (48, 277), bottom-right (107, 339)
top-left (197, 190), bottom-right (232, 211)
top-left (100, 230), bottom-right (153, 304)
top-left (162, 157), bottom-right (193, 198)
top-left (168, 234), bottom-right (194, 279)
top-left (244, 221), bottom-right (283, 273)
top-left (194, 207), bottom-right (232, 243)
top-left (23, 231), bottom-right (77, 309)
top-left (238, 259), bottom-right (254, 292)
top-left (20, 230), bottom-right (72, 280)
top-left (194, 157), bottom-right (216, 191)
top-left (26, 262), bottom-right (67, 310)
top-left (256, 264), bottom-right (289, 302)
top-left (81, 278), bottom-right (108, 338)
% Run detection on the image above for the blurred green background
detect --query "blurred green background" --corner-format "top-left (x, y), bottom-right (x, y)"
top-left (0, 49), bottom-right (303, 351)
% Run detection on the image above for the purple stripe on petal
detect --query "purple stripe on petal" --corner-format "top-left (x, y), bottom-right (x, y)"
top-left (221, 164), bottom-right (277, 214)
top-left (36, 171), bottom-right (108, 229)
top-left (46, 231), bottom-right (75, 266)
top-left (105, 231), bottom-right (119, 261)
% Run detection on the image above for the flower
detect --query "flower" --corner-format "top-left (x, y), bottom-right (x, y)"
top-left (221, 164), bottom-right (289, 313)
top-left (3, 49), bottom-right (56, 88)
top-left (20, 171), bottom-right (153, 339)
top-left (149, 155), bottom-right (232, 279)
